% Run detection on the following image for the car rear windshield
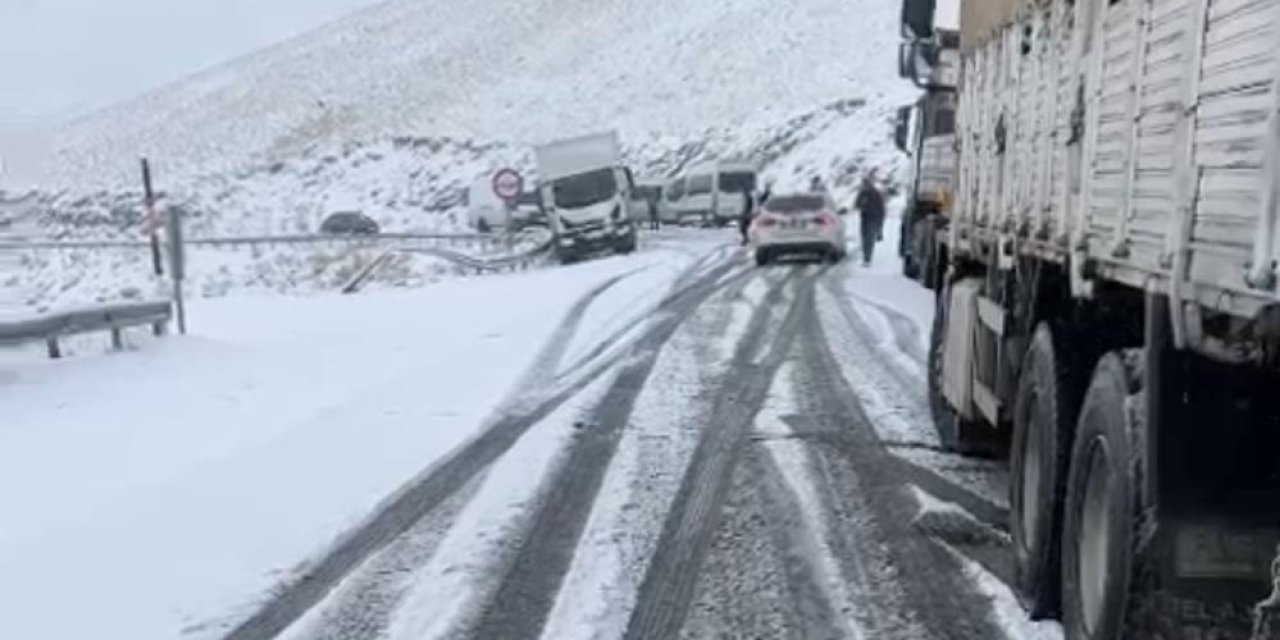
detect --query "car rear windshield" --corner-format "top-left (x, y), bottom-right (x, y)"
top-left (764, 195), bottom-right (826, 213)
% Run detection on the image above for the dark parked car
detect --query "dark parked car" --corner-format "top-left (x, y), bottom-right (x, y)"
top-left (320, 211), bottom-right (379, 235)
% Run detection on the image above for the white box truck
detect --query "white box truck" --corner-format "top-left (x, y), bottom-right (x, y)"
top-left (896, 0), bottom-right (1280, 637)
top-left (535, 131), bottom-right (638, 263)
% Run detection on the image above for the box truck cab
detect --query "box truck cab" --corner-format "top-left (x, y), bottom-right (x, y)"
top-left (535, 131), bottom-right (638, 263)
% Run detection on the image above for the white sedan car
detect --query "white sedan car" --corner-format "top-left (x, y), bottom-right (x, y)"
top-left (749, 193), bottom-right (848, 266)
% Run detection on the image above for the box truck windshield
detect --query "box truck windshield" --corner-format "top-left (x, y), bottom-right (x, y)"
top-left (719, 171), bottom-right (756, 194)
top-left (552, 168), bottom-right (618, 209)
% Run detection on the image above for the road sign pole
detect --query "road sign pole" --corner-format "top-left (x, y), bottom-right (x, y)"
top-left (491, 168), bottom-right (525, 254)
top-left (504, 202), bottom-right (515, 252)
top-left (141, 159), bottom-right (164, 277)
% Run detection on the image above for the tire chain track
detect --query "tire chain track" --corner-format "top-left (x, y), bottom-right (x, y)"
top-left (224, 251), bottom-right (741, 640)
top-left (787, 300), bottom-right (1008, 640)
top-left (466, 266), bottom-right (759, 639)
top-left (624, 268), bottom-right (821, 640)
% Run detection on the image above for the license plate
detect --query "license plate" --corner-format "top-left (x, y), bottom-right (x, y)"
top-left (1175, 524), bottom-right (1277, 580)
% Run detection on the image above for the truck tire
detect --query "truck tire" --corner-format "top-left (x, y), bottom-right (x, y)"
top-left (1061, 350), bottom-right (1149, 640)
top-left (928, 284), bottom-right (1000, 457)
top-left (919, 217), bottom-right (942, 290)
top-left (902, 255), bottom-right (920, 279)
top-left (1011, 321), bottom-right (1088, 618)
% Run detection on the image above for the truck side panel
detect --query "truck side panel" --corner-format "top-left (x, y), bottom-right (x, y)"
top-left (954, 0), bottom-right (1280, 318)
top-left (1189, 0), bottom-right (1277, 293)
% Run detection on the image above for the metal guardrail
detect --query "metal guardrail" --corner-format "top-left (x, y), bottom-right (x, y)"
top-left (0, 300), bottom-right (173, 359)
top-left (342, 233), bottom-right (556, 294)
top-left (0, 231), bottom-right (503, 252)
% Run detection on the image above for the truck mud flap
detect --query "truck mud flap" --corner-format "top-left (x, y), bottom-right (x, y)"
top-left (942, 278), bottom-right (982, 421)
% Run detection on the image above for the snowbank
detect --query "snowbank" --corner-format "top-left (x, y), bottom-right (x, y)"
top-left (0, 247), bottom-right (701, 640)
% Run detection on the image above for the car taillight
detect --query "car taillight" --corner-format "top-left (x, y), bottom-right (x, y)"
top-left (757, 215), bottom-right (780, 228)
top-left (811, 212), bottom-right (836, 226)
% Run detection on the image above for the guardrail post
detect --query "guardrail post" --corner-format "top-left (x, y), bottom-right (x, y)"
top-left (153, 321), bottom-right (166, 336)
top-left (166, 206), bottom-right (188, 334)
top-left (46, 337), bottom-right (61, 359)
top-left (110, 327), bottom-right (124, 351)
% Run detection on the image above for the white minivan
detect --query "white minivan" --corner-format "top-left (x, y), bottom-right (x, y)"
top-left (667, 161), bottom-right (759, 227)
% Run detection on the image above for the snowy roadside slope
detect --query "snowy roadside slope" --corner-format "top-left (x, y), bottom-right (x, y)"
top-left (0, 246), bottom-right (704, 640)
top-left (42, 0), bottom-right (912, 189)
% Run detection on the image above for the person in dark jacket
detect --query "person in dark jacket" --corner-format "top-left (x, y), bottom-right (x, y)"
top-left (738, 187), bottom-right (754, 245)
top-left (854, 174), bottom-right (886, 266)
top-left (647, 194), bottom-right (660, 231)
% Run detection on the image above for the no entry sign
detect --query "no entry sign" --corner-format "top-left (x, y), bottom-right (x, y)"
top-left (492, 168), bottom-right (524, 204)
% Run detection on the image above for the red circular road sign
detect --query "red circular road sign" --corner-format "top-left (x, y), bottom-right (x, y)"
top-left (491, 168), bottom-right (524, 202)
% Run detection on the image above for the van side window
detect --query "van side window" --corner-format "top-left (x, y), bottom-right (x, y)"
top-left (668, 179), bottom-right (685, 200)
top-left (688, 175), bottom-right (713, 195)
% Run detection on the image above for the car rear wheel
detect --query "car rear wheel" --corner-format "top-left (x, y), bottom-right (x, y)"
top-left (755, 249), bottom-right (771, 267)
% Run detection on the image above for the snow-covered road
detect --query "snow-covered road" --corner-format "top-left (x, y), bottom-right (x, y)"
top-left (1, 227), bottom-right (1060, 640)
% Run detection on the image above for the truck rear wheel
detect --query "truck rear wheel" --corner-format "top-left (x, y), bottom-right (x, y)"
top-left (1061, 351), bottom-right (1148, 640)
top-left (1011, 321), bottom-right (1088, 618)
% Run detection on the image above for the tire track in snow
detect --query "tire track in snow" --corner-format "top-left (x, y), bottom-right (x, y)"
top-left (787, 295), bottom-right (1007, 639)
top-left (848, 293), bottom-right (926, 365)
top-left (624, 267), bottom-right (819, 640)
top-left (755, 444), bottom-right (857, 639)
top-left (225, 253), bottom-right (739, 640)
top-left (508, 267), bottom-right (650, 396)
top-left (466, 267), bottom-right (758, 639)
top-left (279, 475), bottom-right (485, 640)
top-left (551, 248), bottom-right (742, 381)
top-left (818, 273), bottom-right (1008, 523)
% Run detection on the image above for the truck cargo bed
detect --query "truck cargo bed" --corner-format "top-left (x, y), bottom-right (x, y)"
top-left (954, 0), bottom-right (1280, 322)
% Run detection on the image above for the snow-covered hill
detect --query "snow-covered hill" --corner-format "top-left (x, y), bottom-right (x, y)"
top-left (40, 0), bottom-right (912, 188)
top-left (6, 0), bottom-right (918, 309)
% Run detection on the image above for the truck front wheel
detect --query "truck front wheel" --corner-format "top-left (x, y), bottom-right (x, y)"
top-left (1061, 351), bottom-right (1148, 640)
top-left (1011, 321), bottom-right (1088, 619)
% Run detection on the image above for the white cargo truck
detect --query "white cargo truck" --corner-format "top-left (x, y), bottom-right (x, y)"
top-left (534, 131), bottom-right (638, 263)
top-left (897, 0), bottom-right (1280, 638)
top-left (893, 23), bottom-right (959, 287)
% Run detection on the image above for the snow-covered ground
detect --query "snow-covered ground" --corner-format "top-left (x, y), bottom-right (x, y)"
top-left (0, 243), bottom-right (714, 640)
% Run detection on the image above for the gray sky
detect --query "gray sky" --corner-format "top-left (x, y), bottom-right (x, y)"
top-left (0, 0), bottom-right (384, 128)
